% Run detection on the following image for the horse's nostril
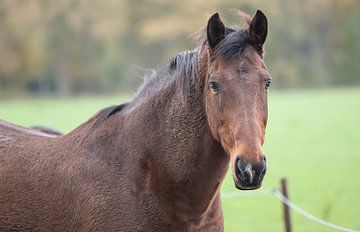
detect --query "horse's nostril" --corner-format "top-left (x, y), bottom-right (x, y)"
top-left (259, 165), bottom-right (266, 178)
top-left (236, 158), bottom-right (246, 180)
top-left (236, 158), bottom-right (254, 183)
top-left (258, 159), bottom-right (266, 179)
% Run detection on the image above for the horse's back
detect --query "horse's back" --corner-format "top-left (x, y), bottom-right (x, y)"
top-left (0, 119), bottom-right (58, 162)
top-left (0, 119), bottom-right (58, 138)
top-left (0, 119), bottom-right (129, 231)
top-left (0, 120), bottom-right (81, 231)
top-left (0, 119), bottom-right (57, 162)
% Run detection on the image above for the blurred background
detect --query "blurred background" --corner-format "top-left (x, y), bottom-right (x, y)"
top-left (0, 0), bottom-right (359, 231)
top-left (0, 0), bottom-right (359, 96)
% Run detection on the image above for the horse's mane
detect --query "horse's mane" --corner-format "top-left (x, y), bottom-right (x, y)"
top-left (86, 50), bottom-right (200, 129)
top-left (171, 50), bottom-right (199, 98)
top-left (132, 49), bottom-right (199, 101)
top-left (90, 103), bottom-right (128, 129)
top-left (133, 26), bottom-right (249, 100)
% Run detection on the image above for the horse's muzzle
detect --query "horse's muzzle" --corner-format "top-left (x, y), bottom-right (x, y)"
top-left (234, 156), bottom-right (266, 190)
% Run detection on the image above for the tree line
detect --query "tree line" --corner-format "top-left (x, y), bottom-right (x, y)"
top-left (0, 0), bottom-right (359, 96)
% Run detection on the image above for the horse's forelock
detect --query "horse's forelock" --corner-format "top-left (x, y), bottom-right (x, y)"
top-left (214, 29), bottom-right (248, 58)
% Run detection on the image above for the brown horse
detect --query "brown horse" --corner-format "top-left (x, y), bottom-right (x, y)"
top-left (0, 10), bottom-right (270, 231)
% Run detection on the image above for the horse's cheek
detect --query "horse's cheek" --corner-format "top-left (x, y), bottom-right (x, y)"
top-left (218, 126), bottom-right (234, 155)
top-left (206, 112), bottom-right (221, 142)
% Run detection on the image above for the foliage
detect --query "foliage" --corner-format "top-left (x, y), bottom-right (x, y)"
top-left (0, 0), bottom-right (359, 96)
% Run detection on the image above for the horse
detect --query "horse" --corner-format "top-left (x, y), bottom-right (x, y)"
top-left (0, 10), bottom-right (270, 231)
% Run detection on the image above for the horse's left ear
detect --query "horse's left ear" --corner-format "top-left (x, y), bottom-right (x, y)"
top-left (207, 13), bottom-right (225, 49)
top-left (248, 10), bottom-right (268, 48)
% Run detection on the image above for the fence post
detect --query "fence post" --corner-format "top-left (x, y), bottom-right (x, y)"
top-left (281, 178), bottom-right (292, 232)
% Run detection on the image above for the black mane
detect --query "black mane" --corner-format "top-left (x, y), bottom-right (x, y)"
top-left (104, 26), bottom-right (250, 119)
top-left (91, 103), bottom-right (128, 128)
top-left (132, 49), bottom-right (198, 102)
top-left (170, 50), bottom-right (198, 98)
top-left (215, 28), bottom-right (248, 58)
top-left (132, 26), bottom-right (251, 103)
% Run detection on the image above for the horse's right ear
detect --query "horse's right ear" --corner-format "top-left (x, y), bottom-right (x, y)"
top-left (207, 13), bottom-right (225, 49)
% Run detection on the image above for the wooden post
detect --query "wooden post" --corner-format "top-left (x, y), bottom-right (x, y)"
top-left (281, 178), bottom-right (292, 232)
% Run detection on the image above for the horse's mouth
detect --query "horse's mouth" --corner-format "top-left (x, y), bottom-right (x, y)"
top-left (233, 178), bottom-right (262, 191)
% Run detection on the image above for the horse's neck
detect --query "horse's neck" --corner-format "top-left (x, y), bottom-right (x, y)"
top-left (72, 48), bottom-right (229, 219)
top-left (121, 51), bottom-right (229, 218)
top-left (156, 99), bottom-right (228, 218)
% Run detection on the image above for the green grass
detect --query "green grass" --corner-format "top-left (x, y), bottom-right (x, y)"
top-left (0, 88), bottom-right (360, 231)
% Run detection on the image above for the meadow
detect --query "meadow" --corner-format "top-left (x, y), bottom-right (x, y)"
top-left (0, 88), bottom-right (359, 231)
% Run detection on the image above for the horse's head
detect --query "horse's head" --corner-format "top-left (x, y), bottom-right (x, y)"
top-left (204, 10), bottom-right (270, 190)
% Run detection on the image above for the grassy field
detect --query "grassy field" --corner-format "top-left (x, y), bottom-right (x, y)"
top-left (0, 88), bottom-right (359, 231)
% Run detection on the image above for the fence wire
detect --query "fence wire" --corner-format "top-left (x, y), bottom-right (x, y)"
top-left (221, 188), bottom-right (359, 232)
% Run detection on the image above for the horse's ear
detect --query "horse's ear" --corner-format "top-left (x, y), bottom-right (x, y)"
top-left (248, 10), bottom-right (268, 48)
top-left (207, 13), bottom-right (225, 48)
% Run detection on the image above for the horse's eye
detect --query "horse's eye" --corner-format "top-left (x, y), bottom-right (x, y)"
top-left (265, 80), bottom-right (272, 90)
top-left (209, 81), bottom-right (220, 93)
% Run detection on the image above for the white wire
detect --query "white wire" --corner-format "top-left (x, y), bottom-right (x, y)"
top-left (271, 188), bottom-right (359, 232)
top-left (221, 188), bottom-right (359, 232)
